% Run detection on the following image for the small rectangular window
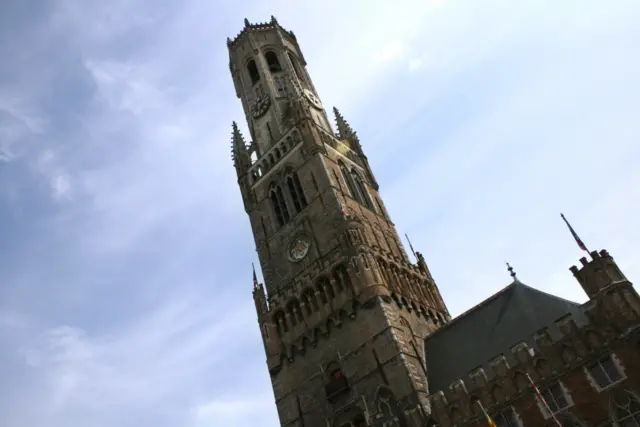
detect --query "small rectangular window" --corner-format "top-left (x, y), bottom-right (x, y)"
top-left (588, 355), bottom-right (623, 388)
top-left (541, 382), bottom-right (569, 413)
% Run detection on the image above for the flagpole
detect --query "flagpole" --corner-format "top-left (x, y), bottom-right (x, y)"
top-left (405, 233), bottom-right (417, 260)
top-left (526, 373), bottom-right (563, 427)
top-left (560, 213), bottom-right (590, 254)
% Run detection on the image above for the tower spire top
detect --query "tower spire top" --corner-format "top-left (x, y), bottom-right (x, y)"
top-left (333, 107), bottom-right (354, 139)
top-left (506, 262), bottom-right (519, 282)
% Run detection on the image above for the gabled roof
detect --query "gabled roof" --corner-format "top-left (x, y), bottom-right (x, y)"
top-left (424, 280), bottom-right (585, 393)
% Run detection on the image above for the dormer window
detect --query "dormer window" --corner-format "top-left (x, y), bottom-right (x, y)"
top-left (265, 51), bottom-right (282, 73)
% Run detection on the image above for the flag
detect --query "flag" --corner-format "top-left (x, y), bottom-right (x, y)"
top-left (252, 263), bottom-right (259, 289)
top-left (475, 401), bottom-right (497, 427)
top-left (560, 213), bottom-right (588, 252)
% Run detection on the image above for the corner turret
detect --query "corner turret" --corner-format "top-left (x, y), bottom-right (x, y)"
top-left (570, 249), bottom-right (629, 298)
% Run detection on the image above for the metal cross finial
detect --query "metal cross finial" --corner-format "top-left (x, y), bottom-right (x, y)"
top-left (506, 262), bottom-right (517, 280)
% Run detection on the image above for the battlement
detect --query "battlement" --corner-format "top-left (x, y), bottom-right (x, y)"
top-left (429, 301), bottom-right (638, 425)
top-left (227, 16), bottom-right (296, 50)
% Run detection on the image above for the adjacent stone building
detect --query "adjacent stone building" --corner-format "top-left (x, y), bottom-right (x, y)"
top-left (427, 251), bottom-right (640, 427)
top-left (226, 17), bottom-right (640, 427)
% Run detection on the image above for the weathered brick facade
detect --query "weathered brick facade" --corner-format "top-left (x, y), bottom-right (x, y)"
top-left (226, 17), bottom-right (640, 427)
top-left (428, 250), bottom-right (640, 427)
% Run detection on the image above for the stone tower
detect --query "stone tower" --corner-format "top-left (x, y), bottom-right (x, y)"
top-left (228, 17), bottom-right (450, 427)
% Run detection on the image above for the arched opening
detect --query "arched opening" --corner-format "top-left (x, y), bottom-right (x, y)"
top-left (265, 51), bottom-right (282, 72)
top-left (247, 59), bottom-right (260, 85)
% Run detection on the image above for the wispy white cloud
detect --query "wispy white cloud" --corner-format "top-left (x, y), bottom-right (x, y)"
top-left (0, 0), bottom-right (638, 427)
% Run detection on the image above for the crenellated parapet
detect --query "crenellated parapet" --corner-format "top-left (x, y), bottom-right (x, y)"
top-left (429, 303), bottom-right (640, 427)
top-left (227, 16), bottom-right (297, 50)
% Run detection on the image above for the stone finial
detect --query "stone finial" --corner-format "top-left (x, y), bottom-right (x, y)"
top-left (271, 15), bottom-right (278, 24)
top-left (244, 18), bottom-right (251, 27)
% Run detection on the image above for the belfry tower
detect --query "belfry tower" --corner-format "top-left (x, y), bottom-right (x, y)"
top-left (228, 17), bottom-right (449, 427)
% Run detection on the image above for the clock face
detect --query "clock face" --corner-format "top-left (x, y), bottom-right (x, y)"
top-left (250, 94), bottom-right (271, 118)
top-left (303, 89), bottom-right (323, 110)
top-left (289, 235), bottom-right (311, 262)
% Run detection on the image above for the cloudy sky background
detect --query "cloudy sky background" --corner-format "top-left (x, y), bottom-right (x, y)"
top-left (1, 1), bottom-right (639, 426)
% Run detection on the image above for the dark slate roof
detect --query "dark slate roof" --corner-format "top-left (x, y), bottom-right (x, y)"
top-left (424, 280), bottom-right (586, 393)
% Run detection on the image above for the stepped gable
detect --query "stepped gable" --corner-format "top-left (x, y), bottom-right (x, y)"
top-left (424, 280), bottom-right (586, 392)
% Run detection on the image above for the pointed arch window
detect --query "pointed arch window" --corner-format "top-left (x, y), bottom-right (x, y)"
top-left (339, 161), bottom-right (360, 202)
top-left (285, 170), bottom-right (308, 214)
top-left (352, 169), bottom-right (375, 210)
top-left (247, 59), bottom-right (260, 85)
top-left (265, 51), bottom-right (282, 73)
top-left (270, 184), bottom-right (290, 227)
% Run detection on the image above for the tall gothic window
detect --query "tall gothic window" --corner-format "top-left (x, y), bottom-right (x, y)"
top-left (265, 51), bottom-right (282, 72)
top-left (285, 171), bottom-right (307, 214)
top-left (270, 184), bottom-right (289, 227)
top-left (247, 59), bottom-right (260, 85)
top-left (339, 161), bottom-right (359, 202)
top-left (352, 169), bottom-right (375, 210)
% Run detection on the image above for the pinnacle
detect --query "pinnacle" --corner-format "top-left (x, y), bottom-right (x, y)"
top-left (333, 106), bottom-right (354, 139)
top-left (231, 121), bottom-right (246, 148)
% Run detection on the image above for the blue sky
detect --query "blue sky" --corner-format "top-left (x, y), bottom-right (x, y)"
top-left (1, 1), bottom-right (639, 426)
